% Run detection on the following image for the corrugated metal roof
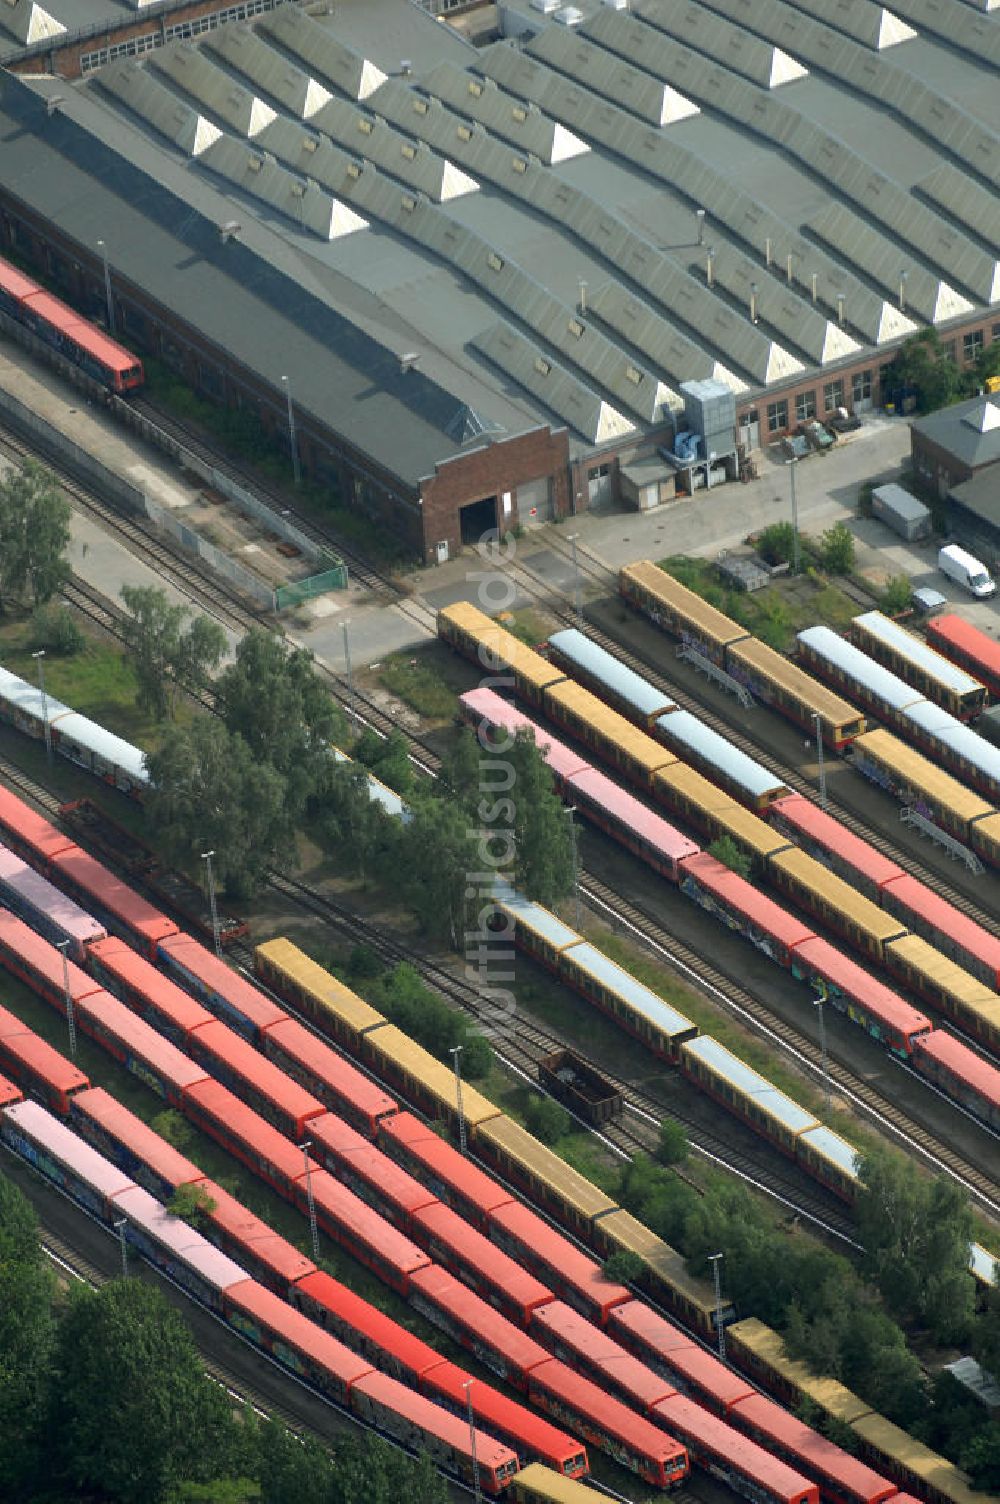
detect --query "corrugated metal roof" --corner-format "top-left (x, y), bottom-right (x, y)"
top-left (97, 58), bottom-right (222, 157)
top-left (151, 43), bottom-right (277, 138)
top-left (258, 4), bottom-right (389, 100)
top-left (864, 0), bottom-right (1000, 70)
top-left (548, 627), bottom-right (675, 719)
top-left (595, 3), bottom-right (804, 95)
top-left (854, 613), bottom-right (984, 696)
top-left (773, 0), bottom-right (916, 52)
top-left (797, 626), bottom-right (927, 712)
top-left (492, 878), bottom-right (582, 952)
top-left (421, 59), bottom-right (592, 164)
top-left (683, 1036), bottom-right (817, 1133)
top-left (589, 279), bottom-right (748, 393)
top-left (654, 709), bottom-right (785, 800)
top-left (799, 1125), bottom-right (859, 1179)
top-left (564, 942), bottom-right (696, 1038)
top-left (472, 321), bottom-right (635, 444)
top-left (918, 165), bottom-right (1000, 255)
top-left (901, 703), bottom-right (1000, 787)
top-left (526, 24), bottom-right (698, 127)
top-left (199, 133), bottom-right (368, 241)
top-left (691, 248), bottom-right (859, 368)
top-left (203, 26), bottom-right (333, 122)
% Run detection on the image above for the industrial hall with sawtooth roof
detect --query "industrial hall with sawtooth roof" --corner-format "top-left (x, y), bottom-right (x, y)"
top-left (0, 0), bottom-right (996, 562)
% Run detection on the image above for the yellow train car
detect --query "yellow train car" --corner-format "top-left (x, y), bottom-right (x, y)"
top-left (361, 1023), bottom-right (500, 1132)
top-left (253, 938), bottom-right (386, 1048)
top-left (885, 935), bottom-right (1000, 1053)
top-left (591, 1208), bottom-right (729, 1336)
top-left (850, 1413), bottom-right (993, 1504)
top-left (620, 560), bottom-right (749, 665)
top-left (851, 730), bottom-right (994, 843)
top-left (651, 761), bottom-right (788, 866)
top-left (540, 678), bottom-right (676, 788)
top-left (768, 846), bottom-right (907, 962)
top-left (970, 811), bottom-right (1000, 870)
top-left (726, 636), bottom-right (866, 749)
top-left (849, 611), bottom-right (986, 722)
top-left (437, 600), bottom-right (564, 707)
top-left (510, 1462), bottom-right (598, 1504)
top-left (725, 1318), bottom-right (872, 1423)
top-left (471, 1113), bottom-right (617, 1237)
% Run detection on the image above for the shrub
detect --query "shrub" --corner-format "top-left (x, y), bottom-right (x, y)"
top-left (757, 521), bottom-right (796, 566)
top-left (523, 1094), bottom-right (571, 1144)
top-left (29, 603), bottom-right (84, 656)
top-left (657, 1118), bottom-right (688, 1166)
top-left (603, 1250), bottom-right (644, 1284)
top-left (881, 576), bottom-right (913, 615)
top-left (708, 835), bottom-right (751, 880)
top-left (820, 522), bottom-right (855, 575)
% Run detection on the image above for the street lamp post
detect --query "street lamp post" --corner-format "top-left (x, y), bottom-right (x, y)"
top-left (201, 850), bottom-right (221, 960)
top-left (787, 457), bottom-right (800, 574)
top-left (815, 994), bottom-right (830, 1110)
top-left (565, 806), bottom-right (581, 930)
top-left (97, 239), bottom-right (115, 334)
top-left (302, 1141), bottom-right (320, 1259)
top-left (280, 375), bottom-right (301, 487)
top-left (813, 712), bottom-right (827, 810)
top-left (463, 1379), bottom-right (482, 1504)
top-left (707, 1252), bottom-right (726, 1362)
top-left (451, 1044), bottom-right (467, 1156)
top-left (114, 1217), bottom-right (128, 1278)
top-left (31, 650), bottom-right (52, 765)
top-left (57, 939), bottom-right (76, 1058)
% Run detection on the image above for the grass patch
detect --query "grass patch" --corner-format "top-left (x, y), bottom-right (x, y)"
top-left (659, 555), bottom-right (858, 652)
top-left (502, 608), bottom-right (555, 647)
top-left (377, 653), bottom-right (457, 720)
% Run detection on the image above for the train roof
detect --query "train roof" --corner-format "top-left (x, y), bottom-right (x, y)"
top-left (2, 1035), bottom-right (87, 1108)
top-left (442, 603), bottom-right (563, 693)
top-left (264, 1017), bottom-right (397, 1121)
top-left (561, 941), bottom-right (697, 1040)
top-left (159, 935), bottom-right (287, 1035)
top-left (4, 1098), bottom-right (133, 1200)
top-left (512, 1462), bottom-right (595, 1503)
top-left (768, 795), bottom-right (904, 889)
top-left (0, 847), bottom-right (106, 946)
top-left (461, 689), bottom-right (592, 781)
top-left (410, 1263), bottom-right (549, 1366)
top-left (913, 1029), bottom-right (1000, 1107)
top-left (885, 934), bottom-right (1000, 1012)
top-left (0, 908), bottom-right (105, 1001)
top-left (0, 665), bottom-right (74, 725)
top-left (530, 1357), bottom-right (687, 1464)
top-left (655, 1341), bottom-right (757, 1408)
top-left (547, 628), bottom-right (676, 720)
top-left (354, 1367), bottom-right (519, 1471)
top-left (544, 680), bottom-right (677, 777)
top-left (849, 1413), bottom-right (987, 1504)
top-left (309, 1112), bottom-right (436, 1212)
top-left (609, 1298), bottom-right (707, 1357)
top-left (20, 290), bottom-right (141, 375)
top-left (853, 729), bottom-right (995, 822)
top-left (196, 1178), bottom-right (316, 1285)
top-left (48, 848), bottom-right (178, 945)
top-left (654, 709), bottom-right (786, 800)
top-left (770, 847), bottom-right (908, 942)
top-left (76, 990), bottom-right (212, 1094)
top-left (622, 561), bottom-right (748, 649)
top-left (970, 1243), bottom-right (998, 1286)
top-left (112, 1183), bottom-right (250, 1287)
top-left (798, 1125), bottom-right (860, 1180)
top-left (797, 627), bottom-right (926, 712)
top-left (490, 1198), bottom-right (627, 1305)
top-left (492, 879), bottom-right (581, 953)
top-left (531, 1300), bottom-right (676, 1410)
top-left (682, 1036), bottom-right (818, 1135)
top-left (728, 1320), bottom-right (872, 1422)
top-left (365, 1023), bottom-right (500, 1126)
top-left (72, 1086), bottom-right (206, 1186)
top-left (0, 1072), bottom-right (21, 1107)
top-left (853, 612), bottom-right (984, 696)
top-left (380, 1112), bottom-right (513, 1216)
top-left (681, 852), bottom-right (815, 949)
top-left (414, 1201), bottom-right (553, 1307)
top-left (0, 259), bottom-right (40, 299)
top-left (794, 937), bottom-right (932, 1038)
top-left (653, 1391), bottom-right (818, 1502)
top-left (254, 938), bottom-right (387, 1034)
top-left (0, 786), bottom-right (76, 861)
top-left (305, 1165), bottom-right (431, 1275)
top-left (87, 936), bottom-right (216, 1033)
top-left (901, 700), bottom-right (1000, 783)
top-left (927, 613), bottom-right (1000, 676)
top-left (426, 1368), bottom-right (585, 1473)
top-left (568, 767), bottom-right (699, 862)
top-left (598, 1212), bottom-right (722, 1318)
top-left (731, 1393), bottom-right (896, 1503)
top-left (725, 638), bottom-right (863, 726)
top-left (295, 1268), bottom-right (440, 1375)
top-left (479, 1121), bottom-right (619, 1220)
top-left (880, 874), bottom-right (1000, 977)
top-left (52, 713), bottom-right (149, 785)
top-left (225, 1276), bottom-right (374, 1384)
top-left (191, 1019), bottom-right (324, 1124)
top-left (182, 1078), bottom-right (314, 1179)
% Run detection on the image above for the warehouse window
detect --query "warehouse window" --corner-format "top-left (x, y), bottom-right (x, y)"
top-left (766, 400), bottom-right (788, 434)
top-left (823, 378), bottom-right (844, 413)
top-left (943, 340), bottom-right (957, 363)
top-left (993, 323), bottom-right (1000, 343)
top-left (852, 370), bottom-right (871, 403)
top-left (795, 390), bottom-right (815, 422)
top-left (963, 330), bottom-right (984, 362)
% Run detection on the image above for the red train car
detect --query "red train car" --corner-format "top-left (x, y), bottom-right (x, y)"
top-left (298, 1166), bottom-right (430, 1295)
top-left (0, 1002), bottom-right (88, 1114)
top-left (652, 1393), bottom-right (816, 1504)
top-left (767, 795), bottom-right (903, 902)
top-left (422, 1361), bottom-right (588, 1479)
top-left (262, 1017), bottom-right (397, 1137)
top-left (730, 1393), bottom-right (896, 1504)
top-left (0, 787), bottom-right (76, 868)
top-left (790, 937), bottom-right (932, 1057)
top-left (73, 989), bottom-right (209, 1107)
top-left (2, 266), bottom-right (145, 394)
top-left (47, 847), bottom-right (177, 958)
top-left (293, 1268), bottom-right (443, 1387)
top-left (926, 613), bottom-right (1000, 699)
top-left (181, 1078), bottom-right (312, 1200)
top-left (195, 1177), bottom-right (316, 1293)
top-left (306, 1112), bottom-right (436, 1229)
top-left (0, 908), bottom-right (104, 1011)
top-left (879, 873), bottom-right (1000, 993)
top-left (223, 1276), bottom-right (370, 1402)
top-left (377, 1111), bottom-right (513, 1231)
top-left (460, 689), bottom-right (590, 791)
top-left (608, 1300), bottom-right (754, 1415)
top-left (530, 1301), bottom-right (675, 1413)
top-left (68, 1085), bottom-right (205, 1202)
top-left (409, 1264), bottom-right (548, 1388)
top-left (526, 1359), bottom-right (689, 1487)
top-left (678, 853), bottom-right (815, 968)
top-left (566, 766), bottom-right (699, 880)
top-left (86, 935), bottom-right (214, 1049)
top-left (412, 1201), bottom-right (553, 1327)
top-left (186, 1019), bottom-right (324, 1141)
top-left (157, 934), bottom-right (285, 1041)
top-left (912, 1030), bottom-right (1000, 1133)
top-left (488, 1199), bottom-right (629, 1325)
top-left (0, 1069), bottom-right (22, 1109)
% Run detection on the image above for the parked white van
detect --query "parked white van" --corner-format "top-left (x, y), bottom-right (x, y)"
top-left (938, 544), bottom-right (996, 599)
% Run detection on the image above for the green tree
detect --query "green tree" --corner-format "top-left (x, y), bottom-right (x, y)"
top-left (48, 1278), bottom-right (242, 1504)
top-left (973, 339), bottom-right (1000, 389)
top-left (708, 835), bottom-right (751, 879)
top-left (395, 796), bottom-right (481, 944)
top-left (0, 1173), bottom-right (55, 1498)
top-left (145, 717), bottom-right (292, 898)
top-left (120, 585), bottom-right (227, 721)
top-left (354, 727), bottom-right (414, 796)
top-left (657, 1118), bottom-right (688, 1166)
top-left (0, 458), bottom-right (72, 610)
top-left (820, 522), bottom-right (855, 574)
top-left (313, 758), bottom-right (400, 886)
top-left (523, 1094), bottom-right (571, 1144)
top-left (881, 576), bottom-right (913, 615)
top-left (440, 726), bottom-right (481, 803)
top-left (756, 521), bottom-right (796, 566)
top-left (885, 329), bottom-right (959, 413)
top-left (505, 730), bottom-right (574, 904)
top-left (603, 1250), bottom-right (644, 1284)
top-left (974, 1276), bottom-right (1000, 1379)
top-left (29, 601), bottom-right (85, 655)
top-left (168, 1183), bottom-right (218, 1230)
top-left (962, 1425), bottom-right (1000, 1492)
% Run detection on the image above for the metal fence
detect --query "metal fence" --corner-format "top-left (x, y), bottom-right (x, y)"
top-left (275, 566), bottom-right (349, 611)
top-left (144, 496), bottom-right (275, 611)
top-left (209, 468), bottom-right (328, 570)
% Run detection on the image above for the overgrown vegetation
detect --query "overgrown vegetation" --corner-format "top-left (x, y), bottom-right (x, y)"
top-left (0, 459), bottom-right (71, 614)
top-left (660, 554), bottom-right (857, 652)
top-left (707, 835), bottom-right (751, 880)
top-left (377, 655), bottom-right (457, 720)
top-left (882, 328), bottom-right (1000, 415)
